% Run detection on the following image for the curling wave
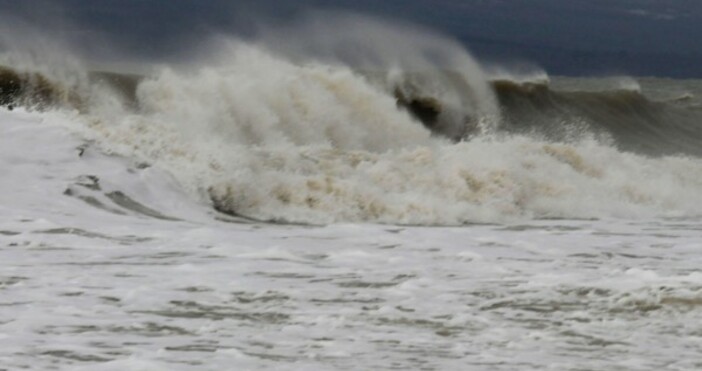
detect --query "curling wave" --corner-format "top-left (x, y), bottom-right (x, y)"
top-left (493, 79), bottom-right (702, 157)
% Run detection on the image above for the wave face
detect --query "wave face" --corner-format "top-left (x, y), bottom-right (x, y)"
top-left (3, 18), bottom-right (702, 225)
top-left (494, 78), bottom-right (702, 157)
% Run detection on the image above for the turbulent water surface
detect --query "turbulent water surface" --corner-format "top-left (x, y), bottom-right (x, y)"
top-left (2, 18), bottom-right (702, 370)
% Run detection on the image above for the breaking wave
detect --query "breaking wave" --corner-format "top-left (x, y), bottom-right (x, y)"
top-left (3, 16), bottom-right (702, 225)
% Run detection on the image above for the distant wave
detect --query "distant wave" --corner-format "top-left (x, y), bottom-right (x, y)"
top-left (492, 79), bottom-right (702, 157)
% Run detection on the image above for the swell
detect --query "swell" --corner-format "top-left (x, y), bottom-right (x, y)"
top-left (492, 79), bottom-right (702, 157)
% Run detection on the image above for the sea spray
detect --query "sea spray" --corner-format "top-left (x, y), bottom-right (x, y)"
top-left (254, 12), bottom-right (500, 137)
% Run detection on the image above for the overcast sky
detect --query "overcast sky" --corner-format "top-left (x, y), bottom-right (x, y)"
top-left (2, 0), bottom-right (701, 77)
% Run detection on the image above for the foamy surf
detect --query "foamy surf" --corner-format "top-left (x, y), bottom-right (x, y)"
top-left (2, 109), bottom-right (702, 370)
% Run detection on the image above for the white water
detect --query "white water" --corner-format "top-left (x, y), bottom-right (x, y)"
top-left (2, 109), bottom-right (702, 370)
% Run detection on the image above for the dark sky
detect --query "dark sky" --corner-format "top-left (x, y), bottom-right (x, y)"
top-left (2, 0), bottom-right (701, 77)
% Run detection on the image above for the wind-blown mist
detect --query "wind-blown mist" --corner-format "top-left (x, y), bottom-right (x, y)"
top-left (255, 13), bottom-right (500, 135)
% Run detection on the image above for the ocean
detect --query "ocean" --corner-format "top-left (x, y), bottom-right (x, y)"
top-left (1, 19), bottom-right (702, 370)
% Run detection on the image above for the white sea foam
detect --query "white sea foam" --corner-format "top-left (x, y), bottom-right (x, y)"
top-left (2, 71), bottom-right (702, 371)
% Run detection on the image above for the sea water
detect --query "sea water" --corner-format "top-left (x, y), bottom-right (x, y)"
top-left (1, 17), bottom-right (702, 370)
